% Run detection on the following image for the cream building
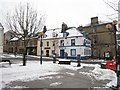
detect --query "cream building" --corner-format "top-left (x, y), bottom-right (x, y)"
top-left (37, 28), bottom-right (61, 57)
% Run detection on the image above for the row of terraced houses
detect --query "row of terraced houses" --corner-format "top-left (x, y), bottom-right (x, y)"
top-left (3, 17), bottom-right (120, 60)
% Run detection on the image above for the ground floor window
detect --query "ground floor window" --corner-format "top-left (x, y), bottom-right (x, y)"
top-left (52, 50), bottom-right (55, 54)
top-left (84, 49), bottom-right (91, 56)
top-left (71, 49), bottom-right (76, 56)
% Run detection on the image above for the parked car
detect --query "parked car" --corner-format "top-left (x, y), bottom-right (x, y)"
top-left (101, 59), bottom-right (116, 71)
top-left (106, 59), bottom-right (116, 71)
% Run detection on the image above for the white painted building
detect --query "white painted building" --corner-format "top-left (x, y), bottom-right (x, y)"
top-left (58, 28), bottom-right (91, 60)
top-left (37, 27), bottom-right (91, 59)
top-left (0, 23), bottom-right (4, 54)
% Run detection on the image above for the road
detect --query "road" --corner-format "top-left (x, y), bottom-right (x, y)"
top-left (1, 54), bottom-right (113, 90)
top-left (3, 66), bottom-right (110, 90)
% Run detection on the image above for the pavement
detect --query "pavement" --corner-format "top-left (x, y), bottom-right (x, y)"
top-left (1, 53), bottom-right (106, 64)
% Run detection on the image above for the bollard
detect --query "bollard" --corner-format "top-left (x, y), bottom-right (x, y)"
top-left (53, 54), bottom-right (56, 63)
top-left (77, 54), bottom-right (81, 67)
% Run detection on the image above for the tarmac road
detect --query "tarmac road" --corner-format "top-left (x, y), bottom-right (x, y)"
top-left (1, 54), bottom-right (115, 90)
top-left (2, 66), bottom-right (111, 90)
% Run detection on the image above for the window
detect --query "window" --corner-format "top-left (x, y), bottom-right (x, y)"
top-left (71, 49), bottom-right (76, 56)
top-left (117, 34), bottom-right (120, 40)
top-left (52, 50), bottom-right (55, 54)
top-left (84, 39), bottom-right (91, 46)
top-left (84, 49), bottom-right (91, 55)
top-left (20, 42), bottom-right (24, 46)
top-left (71, 39), bottom-right (75, 46)
top-left (9, 42), bottom-right (13, 46)
top-left (47, 42), bottom-right (49, 46)
top-left (118, 40), bottom-right (120, 44)
top-left (60, 40), bottom-right (64, 46)
top-left (53, 41), bottom-right (55, 46)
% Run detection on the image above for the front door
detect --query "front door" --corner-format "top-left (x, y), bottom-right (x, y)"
top-left (46, 50), bottom-right (49, 57)
top-left (60, 49), bottom-right (64, 58)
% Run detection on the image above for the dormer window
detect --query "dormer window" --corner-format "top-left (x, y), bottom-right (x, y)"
top-left (63, 32), bottom-right (69, 39)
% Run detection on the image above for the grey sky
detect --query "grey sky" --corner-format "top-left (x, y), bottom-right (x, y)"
top-left (0, 0), bottom-right (118, 30)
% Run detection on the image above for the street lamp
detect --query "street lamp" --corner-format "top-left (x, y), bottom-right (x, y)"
top-left (106, 20), bottom-right (120, 89)
top-left (39, 26), bottom-right (47, 64)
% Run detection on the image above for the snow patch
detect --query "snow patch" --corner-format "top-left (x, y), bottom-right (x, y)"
top-left (1, 57), bottom-right (117, 88)
top-left (91, 67), bottom-right (117, 87)
top-left (9, 86), bottom-right (29, 88)
top-left (1, 61), bottom-right (64, 88)
top-left (66, 72), bottom-right (75, 76)
top-left (50, 82), bottom-right (62, 87)
top-left (8, 55), bottom-right (22, 58)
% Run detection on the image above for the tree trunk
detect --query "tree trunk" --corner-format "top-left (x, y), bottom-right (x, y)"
top-left (23, 40), bottom-right (27, 66)
top-left (23, 52), bottom-right (26, 66)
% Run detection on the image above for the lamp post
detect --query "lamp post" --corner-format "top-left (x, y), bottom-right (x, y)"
top-left (53, 29), bottom-right (56, 63)
top-left (106, 20), bottom-right (120, 89)
top-left (38, 32), bottom-right (44, 64)
top-left (39, 26), bottom-right (47, 64)
top-left (40, 32), bottom-right (43, 64)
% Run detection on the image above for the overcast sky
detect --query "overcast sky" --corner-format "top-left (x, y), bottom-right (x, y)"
top-left (0, 0), bottom-right (118, 30)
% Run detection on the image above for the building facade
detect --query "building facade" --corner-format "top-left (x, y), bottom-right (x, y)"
top-left (37, 28), bottom-right (60, 57)
top-left (78, 17), bottom-right (115, 59)
top-left (58, 28), bottom-right (91, 60)
top-left (3, 32), bottom-right (38, 55)
top-left (3, 31), bottom-right (15, 53)
top-left (37, 28), bottom-right (91, 60)
top-left (0, 23), bottom-right (4, 54)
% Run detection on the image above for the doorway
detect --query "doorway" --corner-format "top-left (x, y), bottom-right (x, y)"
top-left (46, 50), bottom-right (49, 57)
top-left (60, 49), bottom-right (64, 58)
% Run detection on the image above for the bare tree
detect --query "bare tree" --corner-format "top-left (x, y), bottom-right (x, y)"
top-left (103, 0), bottom-right (119, 20)
top-left (6, 3), bottom-right (45, 66)
top-left (104, 0), bottom-right (119, 11)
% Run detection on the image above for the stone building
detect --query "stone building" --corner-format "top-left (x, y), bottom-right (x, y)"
top-left (3, 31), bottom-right (38, 55)
top-left (0, 23), bottom-right (4, 54)
top-left (3, 31), bottom-right (14, 53)
top-left (78, 17), bottom-right (115, 59)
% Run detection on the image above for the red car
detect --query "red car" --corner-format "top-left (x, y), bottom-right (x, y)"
top-left (106, 59), bottom-right (116, 71)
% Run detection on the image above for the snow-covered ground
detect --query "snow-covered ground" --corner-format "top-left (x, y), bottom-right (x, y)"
top-left (0, 57), bottom-right (117, 89)
top-left (1, 54), bottom-right (23, 58)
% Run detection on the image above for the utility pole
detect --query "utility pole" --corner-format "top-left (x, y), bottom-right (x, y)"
top-left (40, 34), bottom-right (42, 64)
top-left (106, 20), bottom-right (120, 90)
